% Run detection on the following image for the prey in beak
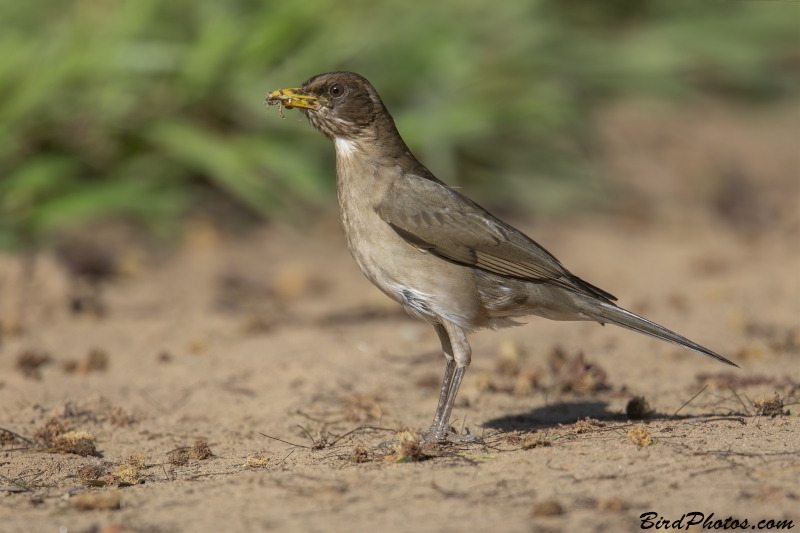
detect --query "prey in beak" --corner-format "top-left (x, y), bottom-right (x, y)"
top-left (264, 88), bottom-right (321, 118)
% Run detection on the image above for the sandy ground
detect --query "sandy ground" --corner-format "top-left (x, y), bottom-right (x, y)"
top-left (0, 211), bottom-right (798, 533)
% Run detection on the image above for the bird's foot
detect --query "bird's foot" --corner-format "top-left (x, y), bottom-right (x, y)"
top-left (420, 425), bottom-right (483, 445)
top-left (377, 427), bottom-right (482, 448)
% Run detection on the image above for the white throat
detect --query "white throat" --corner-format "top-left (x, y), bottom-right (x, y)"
top-left (334, 137), bottom-right (359, 157)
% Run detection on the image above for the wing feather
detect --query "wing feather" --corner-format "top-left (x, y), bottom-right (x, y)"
top-left (376, 175), bottom-right (617, 302)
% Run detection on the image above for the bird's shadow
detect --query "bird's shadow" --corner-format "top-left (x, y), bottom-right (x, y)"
top-left (479, 400), bottom-right (747, 432)
top-left (480, 401), bottom-right (621, 432)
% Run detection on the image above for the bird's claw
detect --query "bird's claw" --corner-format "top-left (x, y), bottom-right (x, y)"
top-left (420, 427), bottom-right (483, 445)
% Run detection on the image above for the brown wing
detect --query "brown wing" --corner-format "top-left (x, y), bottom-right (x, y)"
top-left (375, 175), bottom-right (616, 302)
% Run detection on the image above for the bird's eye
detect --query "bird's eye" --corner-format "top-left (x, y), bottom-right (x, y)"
top-left (329, 84), bottom-right (345, 98)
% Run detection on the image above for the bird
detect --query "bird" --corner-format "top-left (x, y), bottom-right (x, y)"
top-left (265, 71), bottom-right (737, 443)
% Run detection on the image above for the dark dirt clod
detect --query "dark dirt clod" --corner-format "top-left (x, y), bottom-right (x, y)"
top-left (16, 350), bottom-right (51, 379)
top-left (53, 431), bottom-right (97, 456)
top-left (168, 449), bottom-right (189, 466)
top-left (351, 444), bottom-right (370, 463)
top-left (753, 393), bottom-right (784, 416)
top-left (66, 438), bottom-right (96, 456)
top-left (626, 396), bottom-right (654, 419)
top-left (78, 464), bottom-right (105, 483)
top-left (189, 439), bottom-right (213, 460)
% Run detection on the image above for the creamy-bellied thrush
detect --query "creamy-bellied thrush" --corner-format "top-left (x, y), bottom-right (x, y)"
top-left (266, 72), bottom-right (736, 442)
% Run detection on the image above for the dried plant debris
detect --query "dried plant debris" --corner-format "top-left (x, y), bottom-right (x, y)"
top-left (78, 464), bottom-right (106, 484)
top-left (521, 433), bottom-right (551, 449)
top-left (500, 432), bottom-right (523, 446)
top-left (170, 440), bottom-right (213, 465)
top-left (34, 415), bottom-right (68, 444)
top-left (127, 453), bottom-right (146, 469)
top-left (52, 431), bottom-right (97, 456)
top-left (190, 439), bottom-right (213, 460)
top-left (62, 348), bottom-right (109, 374)
top-left (549, 348), bottom-right (608, 393)
top-left (0, 428), bottom-right (27, 445)
top-left (753, 393), bottom-right (784, 417)
top-left (73, 490), bottom-right (122, 511)
top-left (350, 444), bottom-right (370, 464)
top-left (111, 464), bottom-right (141, 486)
top-left (245, 453), bottom-right (270, 468)
top-left (532, 499), bottom-right (563, 517)
top-left (573, 418), bottom-right (598, 434)
top-left (168, 449), bottom-right (189, 466)
top-left (309, 433), bottom-right (329, 450)
top-left (626, 396), bottom-right (654, 420)
top-left (627, 425), bottom-right (652, 447)
top-left (384, 431), bottom-right (422, 463)
top-left (473, 345), bottom-right (610, 396)
top-left (108, 405), bottom-right (133, 426)
top-left (16, 350), bottom-right (51, 379)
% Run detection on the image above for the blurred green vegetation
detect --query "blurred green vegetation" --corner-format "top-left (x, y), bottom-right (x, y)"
top-left (1, 0), bottom-right (798, 247)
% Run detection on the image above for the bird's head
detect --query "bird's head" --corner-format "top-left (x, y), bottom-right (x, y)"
top-left (265, 71), bottom-right (391, 141)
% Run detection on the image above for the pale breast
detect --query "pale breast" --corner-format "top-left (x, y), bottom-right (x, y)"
top-left (334, 138), bottom-right (486, 330)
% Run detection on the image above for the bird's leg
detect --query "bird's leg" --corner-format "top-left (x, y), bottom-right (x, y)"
top-left (422, 321), bottom-right (481, 443)
top-left (428, 324), bottom-right (457, 431)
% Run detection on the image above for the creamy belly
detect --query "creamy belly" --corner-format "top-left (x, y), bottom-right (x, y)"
top-left (335, 138), bottom-right (485, 330)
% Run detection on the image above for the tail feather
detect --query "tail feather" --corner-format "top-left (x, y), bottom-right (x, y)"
top-left (578, 299), bottom-right (738, 367)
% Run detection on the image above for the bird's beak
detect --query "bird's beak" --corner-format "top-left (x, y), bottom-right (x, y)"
top-left (264, 88), bottom-right (321, 111)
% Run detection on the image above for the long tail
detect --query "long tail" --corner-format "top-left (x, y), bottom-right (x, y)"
top-left (575, 298), bottom-right (738, 367)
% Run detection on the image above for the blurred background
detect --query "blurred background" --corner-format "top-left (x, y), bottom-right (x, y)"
top-left (1, 0), bottom-right (799, 249)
